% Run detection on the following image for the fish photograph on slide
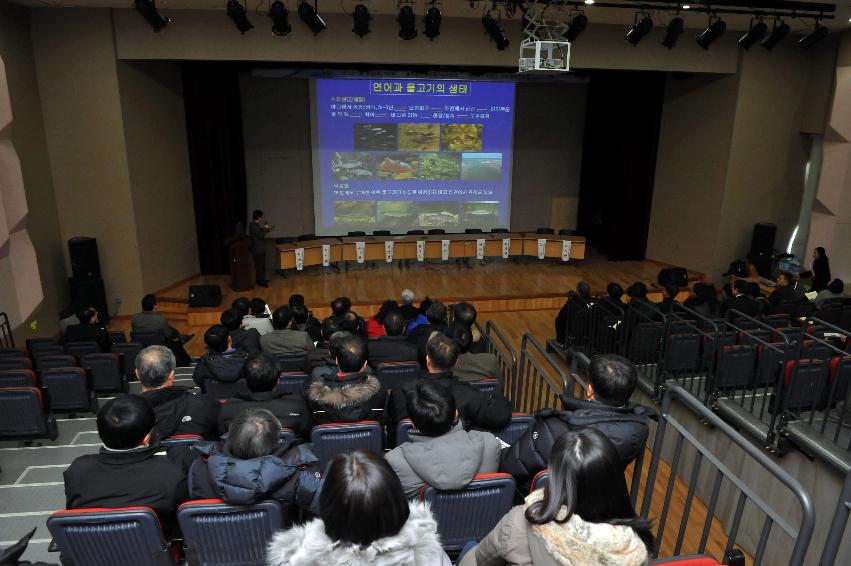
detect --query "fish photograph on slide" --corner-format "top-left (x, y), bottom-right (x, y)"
top-left (419, 153), bottom-right (461, 180)
top-left (418, 202), bottom-right (460, 227)
top-left (461, 153), bottom-right (503, 180)
top-left (332, 152), bottom-right (419, 180)
top-left (353, 123), bottom-right (398, 150)
top-left (334, 201), bottom-right (377, 226)
top-left (461, 201), bottom-right (499, 224)
top-left (398, 123), bottom-right (441, 151)
top-left (441, 124), bottom-right (483, 152)
top-left (377, 201), bottom-right (418, 229)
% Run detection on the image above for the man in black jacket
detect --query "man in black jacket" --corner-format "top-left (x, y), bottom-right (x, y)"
top-left (452, 302), bottom-right (488, 354)
top-left (720, 279), bottom-right (759, 318)
top-left (192, 325), bottom-right (249, 396)
top-left (64, 307), bottom-right (111, 352)
top-left (305, 334), bottom-right (386, 424)
top-left (136, 345), bottom-right (219, 441)
top-left (768, 271), bottom-right (799, 311)
top-left (368, 311), bottom-right (418, 367)
top-left (391, 335), bottom-right (512, 432)
top-left (500, 354), bottom-right (653, 491)
top-left (218, 354), bottom-right (313, 438)
top-left (408, 301), bottom-right (449, 366)
top-left (305, 318), bottom-right (340, 373)
top-left (63, 395), bottom-right (190, 534)
top-left (221, 308), bottom-right (261, 356)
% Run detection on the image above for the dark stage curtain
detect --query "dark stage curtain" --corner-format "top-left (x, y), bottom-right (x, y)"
top-left (576, 71), bottom-right (665, 261)
top-left (182, 63), bottom-right (248, 274)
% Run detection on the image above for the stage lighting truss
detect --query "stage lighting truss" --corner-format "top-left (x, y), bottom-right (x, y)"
top-left (522, 2), bottom-right (570, 43)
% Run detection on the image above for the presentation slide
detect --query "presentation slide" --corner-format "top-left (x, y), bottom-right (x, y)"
top-left (312, 78), bottom-right (515, 235)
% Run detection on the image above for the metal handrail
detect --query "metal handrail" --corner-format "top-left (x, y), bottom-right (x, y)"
top-left (0, 312), bottom-right (13, 349)
top-left (818, 470), bottom-right (851, 566)
top-left (484, 319), bottom-right (517, 382)
top-left (514, 333), bottom-right (569, 413)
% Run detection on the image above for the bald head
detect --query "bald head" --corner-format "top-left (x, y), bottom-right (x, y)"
top-left (135, 345), bottom-right (176, 390)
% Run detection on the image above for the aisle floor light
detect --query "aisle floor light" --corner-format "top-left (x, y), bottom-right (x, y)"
top-left (738, 18), bottom-right (767, 49)
top-left (353, 4), bottom-right (371, 37)
top-left (696, 16), bottom-right (725, 49)
top-left (483, 13), bottom-right (509, 50)
top-left (761, 19), bottom-right (789, 50)
top-left (798, 23), bottom-right (828, 49)
top-left (298, 1), bottom-right (326, 34)
top-left (398, 5), bottom-right (417, 39)
top-left (565, 12), bottom-right (588, 42)
top-left (424, 6), bottom-right (442, 40)
top-left (661, 17), bottom-right (684, 49)
top-left (134, 0), bottom-right (170, 32)
top-left (626, 14), bottom-right (653, 46)
top-left (269, 0), bottom-right (291, 36)
top-left (227, 0), bottom-right (254, 33)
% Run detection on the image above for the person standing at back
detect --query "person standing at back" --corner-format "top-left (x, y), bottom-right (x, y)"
top-left (811, 247), bottom-right (831, 292)
top-left (249, 209), bottom-right (272, 287)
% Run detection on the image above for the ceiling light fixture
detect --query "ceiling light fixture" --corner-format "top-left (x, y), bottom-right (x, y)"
top-left (398, 5), bottom-right (417, 40)
top-left (352, 4), bottom-right (371, 37)
top-left (565, 12), bottom-right (588, 42)
top-left (483, 13), bottom-right (509, 50)
top-left (424, 6), bottom-right (442, 40)
top-left (798, 23), bottom-right (829, 49)
top-left (662, 17), bottom-right (684, 49)
top-left (227, 0), bottom-right (253, 34)
top-left (133, 0), bottom-right (170, 32)
top-left (761, 19), bottom-right (790, 50)
top-left (269, 0), bottom-right (291, 36)
top-left (737, 18), bottom-right (767, 49)
top-left (298, 1), bottom-right (326, 35)
top-left (626, 14), bottom-right (653, 46)
top-left (697, 16), bottom-right (726, 49)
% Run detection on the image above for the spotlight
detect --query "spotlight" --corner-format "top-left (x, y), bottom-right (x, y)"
top-left (738, 19), bottom-right (766, 49)
top-left (564, 13), bottom-right (587, 43)
top-left (352, 4), bottom-right (370, 37)
top-left (398, 5), bottom-right (417, 40)
top-left (761, 19), bottom-right (789, 50)
top-left (269, 1), bottom-right (291, 36)
top-left (584, 0), bottom-right (594, 4)
top-left (661, 17), bottom-right (684, 49)
top-left (298, 1), bottom-right (326, 35)
top-left (227, 0), bottom-right (253, 34)
top-left (424, 6), bottom-right (442, 40)
top-left (134, 0), bottom-right (169, 32)
top-left (798, 24), bottom-right (828, 49)
top-left (696, 17), bottom-right (725, 50)
top-left (482, 13), bottom-right (509, 50)
top-left (626, 15), bottom-right (653, 46)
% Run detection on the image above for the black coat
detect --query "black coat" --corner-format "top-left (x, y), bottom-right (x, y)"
top-left (390, 370), bottom-right (512, 432)
top-left (720, 295), bottom-right (759, 318)
top-left (139, 386), bottom-right (220, 441)
top-left (64, 321), bottom-right (111, 352)
top-left (368, 335), bottom-right (419, 367)
top-left (768, 284), bottom-right (798, 310)
top-left (64, 444), bottom-right (190, 535)
top-left (812, 256), bottom-right (831, 292)
top-left (230, 328), bottom-right (262, 356)
top-left (192, 350), bottom-right (249, 392)
top-left (305, 371), bottom-right (387, 424)
top-left (218, 389), bottom-right (313, 438)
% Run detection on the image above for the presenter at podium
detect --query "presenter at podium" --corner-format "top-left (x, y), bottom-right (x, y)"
top-left (249, 209), bottom-right (272, 288)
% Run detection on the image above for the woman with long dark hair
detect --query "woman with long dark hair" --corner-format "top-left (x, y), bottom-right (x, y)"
top-left (811, 247), bottom-right (831, 292)
top-left (460, 429), bottom-right (653, 566)
top-left (267, 449), bottom-right (451, 565)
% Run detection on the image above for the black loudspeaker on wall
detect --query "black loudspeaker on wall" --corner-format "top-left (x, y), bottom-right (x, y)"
top-left (188, 285), bottom-right (222, 308)
top-left (69, 277), bottom-right (110, 325)
top-left (749, 223), bottom-right (777, 257)
top-left (68, 237), bottom-right (101, 280)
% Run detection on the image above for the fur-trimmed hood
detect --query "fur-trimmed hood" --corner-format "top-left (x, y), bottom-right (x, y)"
top-left (266, 500), bottom-right (451, 566)
top-left (306, 373), bottom-right (382, 409)
top-left (525, 490), bottom-right (649, 566)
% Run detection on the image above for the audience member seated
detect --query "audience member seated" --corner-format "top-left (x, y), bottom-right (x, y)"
top-left (328, 296), bottom-right (367, 337)
top-left (555, 282), bottom-right (592, 344)
top-left (625, 282), bottom-right (652, 308)
top-left (446, 323), bottom-right (500, 383)
top-left (136, 345), bottom-right (219, 441)
top-left (241, 298), bottom-right (274, 335)
top-left (292, 304), bottom-right (322, 343)
top-left (768, 271), bottom-right (799, 311)
top-left (58, 305), bottom-right (80, 338)
top-left (218, 354), bottom-right (313, 438)
top-left (63, 395), bottom-right (189, 534)
top-left (659, 285), bottom-right (679, 314)
top-left (260, 306), bottom-right (315, 355)
top-left (386, 382), bottom-right (501, 498)
top-left (404, 297), bottom-right (433, 335)
top-left (500, 354), bottom-right (652, 490)
top-left (683, 282), bottom-right (718, 318)
top-left (460, 429), bottom-right (652, 566)
top-left (221, 308), bottom-right (261, 356)
top-left (367, 311), bottom-right (418, 367)
top-left (132, 294), bottom-right (180, 342)
top-left (306, 318), bottom-right (341, 372)
top-left (191, 408), bottom-right (322, 516)
top-left (720, 279), bottom-right (758, 318)
top-left (192, 325), bottom-right (249, 394)
top-left (267, 449), bottom-right (451, 566)
top-left (366, 300), bottom-right (398, 339)
top-left (310, 331), bottom-right (352, 380)
top-left (601, 282), bottom-right (625, 313)
top-left (452, 302), bottom-right (488, 354)
top-left (339, 310), bottom-right (367, 340)
top-left (409, 301), bottom-right (449, 365)
top-left (305, 334), bottom-right (386, 424)
top-left (392, 335), bottom-right (511, 432)
top-left (64, 307), bottom-right (111, 352)
top-left (399, 288), bottom-right (419, 322)
top-left (815, 278), bottom-right (846, 308)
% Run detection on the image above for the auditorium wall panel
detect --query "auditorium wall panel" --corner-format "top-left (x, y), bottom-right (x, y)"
top-left (0, 0), bottom-right (66, 339)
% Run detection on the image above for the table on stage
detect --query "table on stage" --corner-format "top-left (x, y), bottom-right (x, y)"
top-left (276, 233), bottom-right (586, 271)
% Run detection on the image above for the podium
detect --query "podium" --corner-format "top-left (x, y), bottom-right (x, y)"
top-left (225, 235), bottom-right (254, 292)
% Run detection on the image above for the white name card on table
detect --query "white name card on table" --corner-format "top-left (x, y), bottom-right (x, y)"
top-left (321, 244), bottom-right (330, 267)
top-left (355, 241), bottom-right (365, 263)
top-left (561, 240), bottom-right (572, 262)
top-left (416, 240), bottom-right (425, 262)
top-left (384, 240), bottom-right (394, 262)
top-left (502, 238), bottom-right (511, 259)
top-left (441, 239), bottom-right (450, 261)
top-left (295, 248), bottom-right (305, 271)
top-left (476, 239), bottom-right (485, 260)
top-left (537, 238), bottom-right (547, 260)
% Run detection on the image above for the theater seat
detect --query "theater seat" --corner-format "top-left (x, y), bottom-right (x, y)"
top-left (469, 378), bottom-right (499, 396)
top-left (0, 386), bottom-right (58, 439)
top-left (0, 369), bottom-right (36, 388)
top-left (0, 357), bottom-right (32, 372)
top-left (159, 434), bottom-right (208, 448)
top-left (82, 353), bottom-right (125, 392)
top-left (494, 413), bottom-right (533, 446)
top-left (178, 499), bottom-right (287, 565)
top-left (375, 361), bottom-right (419, 391)
top-left (0, 348), bottom-right (26, 358)
top-left (530, 469), bottom-right (549, 493)
top-left (47, 507), bottom-right (174, 566)
top-left (395, 418), bottom-right (417, 446)
top-left (131, 330), bottom-right (165, 347)
top-left (274, 352), bottom-right (306, 372)
top-left (275, 372), bottom-right (308, 397)
top-left (64, 341), bottom-right (101, 360)
top-left (26, 338), bottom-right (61, 357)
top-left (203, 378), bottom-right (247, 401)
top-left (111, 342), bottom-right (143, 377)
top-left (420, 473), bottom-right (515, 555)
top-left (42, 367), bottom-right (98, 413)
top-left (310, 420), bottom-right (384, 470)
top-left (108, 330), bottom-right (127, 344)
top-left (650, 556), bottom-right (721, 565)
top-left (35, 354), bottom-right (76, 372)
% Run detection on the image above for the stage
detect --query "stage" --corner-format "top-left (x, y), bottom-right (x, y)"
top-left (116, 256), bottom-right (700, 357)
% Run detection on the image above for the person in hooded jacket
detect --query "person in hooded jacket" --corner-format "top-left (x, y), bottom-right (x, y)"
top-left (500, 354), bottom-right (653, 493)
top-left (135, 345), bottom-right (219, 442)
top-left (452, 302), bottom-right (489, 354)
top-left (305, 334), bottom-right (387, 424)
top-left (267, 448), bottom-right (451, 566)
top-left (192, 325), bottom-right (249, 398)
top-left (460, 429), bottom-right (652, 566)
top-left (386, 381), bottom-right (501, 499)
top-left (190, 408), bottom-right (322, 518)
